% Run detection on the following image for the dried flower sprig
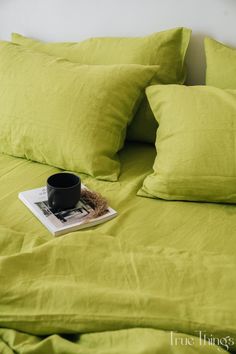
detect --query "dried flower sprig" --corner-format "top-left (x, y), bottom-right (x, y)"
top-left (81, 188), bottom-right (108, 220)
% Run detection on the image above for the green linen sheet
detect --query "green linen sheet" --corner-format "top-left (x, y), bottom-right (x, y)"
top-left (0, 143), bottom-right (236, 353)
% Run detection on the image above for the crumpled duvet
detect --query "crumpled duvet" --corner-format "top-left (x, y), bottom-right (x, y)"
top-left (0, 143), bottom-right (236, 353)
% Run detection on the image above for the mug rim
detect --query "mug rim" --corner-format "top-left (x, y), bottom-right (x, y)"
top-left (47, 172), bottom-right (81, 190)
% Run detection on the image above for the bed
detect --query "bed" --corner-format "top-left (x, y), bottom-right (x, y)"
top-left (0, 143), bottom-right (235, 354)
top-left (1, 1), bottom-right (236, 353)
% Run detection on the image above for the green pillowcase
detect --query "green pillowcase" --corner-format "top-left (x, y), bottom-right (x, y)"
top-left (12, 28), bottom-right (191, 144)
top-left (205, 37), bottom-right (236, 88)
top-left (0, 41), bottom-right (158, 181)
top-left (139, 84), bottom-right (236, 203)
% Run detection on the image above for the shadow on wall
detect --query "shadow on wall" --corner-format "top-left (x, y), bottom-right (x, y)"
top-left (185, 32), bottom-right (206, 86)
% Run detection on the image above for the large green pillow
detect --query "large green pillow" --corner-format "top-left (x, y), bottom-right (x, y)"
top-left (139, 85), bottom-right (236, 203)
top-left (0, 41), bottom-right (158, 181)
top-left (12, 28), bottom-right (191, 144)
top-left (205, 37), bottom-right (236, 88)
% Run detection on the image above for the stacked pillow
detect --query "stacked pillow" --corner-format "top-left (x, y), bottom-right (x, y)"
top-left (139, 37), bottom-right (236, 204)
top-left (0, 41), bottom-right (158, 181)
top-left (0, 28), bottom-right (191, 181)
top-left (138, 85), bottom-right (236, 203)
top-left (205, 37), bottom-right (236, 89)
top-left (12, 28), bottom-right (191, 144)
top-left (3, 28), bottom-right (236, 204)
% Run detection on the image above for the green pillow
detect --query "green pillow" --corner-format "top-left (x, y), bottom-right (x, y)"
top-left (12, 28), bottom-right (191, 144)
top-left (0, 41), bottom-right (158, 181)
top-left (205, 37), bottom-right (236, 88)
top-left (139, 84), bottom-right (236, 203)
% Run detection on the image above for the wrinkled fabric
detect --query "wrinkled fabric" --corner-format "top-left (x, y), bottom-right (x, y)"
top-left (0, 41), bottom-right (157, 181)
top-left (12, 28), bottom-right (191, 143)
top-left (205, 36), bottom-right (236, 89)
top-left (141, 85), bottom-right (236, 203)
top-left (0, 328), bottom-right (231, 354)
top-left (0, 144), bottom-right (235, 353)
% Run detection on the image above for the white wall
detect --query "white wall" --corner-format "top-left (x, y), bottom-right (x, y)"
top-left (0, 0), bottom-right (236, 84)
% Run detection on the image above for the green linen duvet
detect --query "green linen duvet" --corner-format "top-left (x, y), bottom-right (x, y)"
top-left (0, 143), bottom-right (236, 354)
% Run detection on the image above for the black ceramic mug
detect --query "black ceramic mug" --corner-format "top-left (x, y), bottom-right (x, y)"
top-left (47, 173), bottom-right (81, 211)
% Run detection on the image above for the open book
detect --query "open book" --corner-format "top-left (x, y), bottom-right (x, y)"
top-left (19, 185), bottom-right (117, 236)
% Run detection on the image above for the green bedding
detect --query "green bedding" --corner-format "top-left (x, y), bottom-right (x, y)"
top-left (0, 143), bottom-right (236, 353)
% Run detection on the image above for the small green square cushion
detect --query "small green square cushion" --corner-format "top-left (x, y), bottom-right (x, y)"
top-left (12, 28), bottom-right (191, 144)
top-left (0, 41), bottom-right (158, 181)
top-left (138, 85), bottom-right (236, 203)
top-left (205, 37), bottom-right (236, 89)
